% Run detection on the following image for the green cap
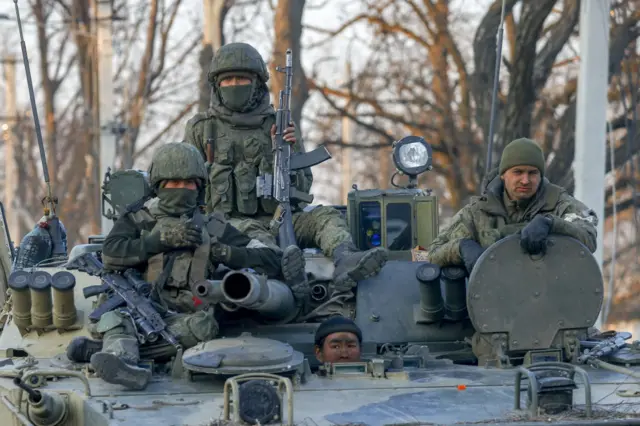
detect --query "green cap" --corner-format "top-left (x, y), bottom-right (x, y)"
top-left (499, 138), bottom-right (545, 177)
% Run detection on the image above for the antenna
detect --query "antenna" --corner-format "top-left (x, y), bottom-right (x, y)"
top-left (484, 0), bottom-right (508, 178)
top-left (13, 0), bottom-right (66, 257)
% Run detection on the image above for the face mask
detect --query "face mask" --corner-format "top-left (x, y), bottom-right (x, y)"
top-left (219, 84), bottom-right (254, 112)
top-left (156, 188), bottom-right (198, 217)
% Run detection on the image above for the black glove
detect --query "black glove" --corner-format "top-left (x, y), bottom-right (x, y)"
top-left (520, 215), bottom-right (553, 255)
top-left (458, 239), bottom-right (485, 275)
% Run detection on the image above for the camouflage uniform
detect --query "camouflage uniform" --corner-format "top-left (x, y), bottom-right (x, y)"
top-left (426, 176), bottom-right (598, 267)
top-left (426, 145), bottom-right (597, 269)
top-left (183, 42), bottom-right (388, 291)
top-left (426, 138), bottom-right (598, 363)
top-left (66, 143), bottom-right (306, 390)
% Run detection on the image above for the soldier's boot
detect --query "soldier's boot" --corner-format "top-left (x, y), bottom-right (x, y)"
top-left (90, 352), bottom-right (151, 391)
top-left (66, 336), bottom-right (103, 363)
top-left (281, 245), bottom-right (310, 303)
top-left (332, 242), bottom-right (388, 292)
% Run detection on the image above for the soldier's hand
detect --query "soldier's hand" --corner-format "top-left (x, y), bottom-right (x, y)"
top-left (158, 221), bottom-right (203, 249)
top-left (458, 239), bottom-right (484, 275)
top-left (270, 122), bottom-right (296, 145)
top-left (520, 215), bottom-right (553, 255)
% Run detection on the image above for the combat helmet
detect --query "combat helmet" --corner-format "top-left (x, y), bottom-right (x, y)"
top-left (208, 42), bottom-right (269, 84)
top-left (148, 143), bottom-right (207, 190)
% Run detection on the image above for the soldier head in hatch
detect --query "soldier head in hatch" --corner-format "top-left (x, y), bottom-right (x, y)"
top-left (314, 316), bottom-right (362, 364)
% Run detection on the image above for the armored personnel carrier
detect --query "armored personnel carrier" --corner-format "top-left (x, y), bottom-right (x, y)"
top-left (1, 135), bottom-right (640, 426)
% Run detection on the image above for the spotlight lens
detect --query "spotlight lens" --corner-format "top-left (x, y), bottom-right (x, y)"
top-left (399, 142), bottom-right (429, 169)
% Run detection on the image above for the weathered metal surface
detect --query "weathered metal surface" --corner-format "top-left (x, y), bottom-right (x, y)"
top-left (182, 334), bottom-right (304, 375)
top-left (467, 235), bottom-right (603, 350)
top-left (1, 358), bottom-right (640, 425)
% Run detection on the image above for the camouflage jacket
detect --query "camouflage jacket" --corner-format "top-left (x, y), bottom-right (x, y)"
top-left (101, 200), bottom-right (282, 277)
top-left (183, 111), bottom-right (313, 216)
top-left (426, 177), bottom-right (598, 268)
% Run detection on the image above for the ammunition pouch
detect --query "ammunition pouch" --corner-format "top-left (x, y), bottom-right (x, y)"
top-left (208, 164), bottom-right (234, 214)
top-left (234, 161), bottom-right (258, 215)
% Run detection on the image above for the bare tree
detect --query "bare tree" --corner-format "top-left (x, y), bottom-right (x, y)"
top-left (305, 0), bottom-right (640, 324)
top-left (308, 0), bottom-right (640, 214)
top-left (199, 0), bottom-right (231, 112)
top-left (269, 0), bottom-right (308, 131)
top-left (110, 0), bottom-right (201, 168)
top-left (8, 0), bottom-right (224, 246)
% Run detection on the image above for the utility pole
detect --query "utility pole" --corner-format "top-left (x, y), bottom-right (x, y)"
top-left (2, 55), bottom-right (19, 244)
top-left (573, 0), bottom-right (609, 329)
top-left (96, 0), bottom-right (115, 235)
top-left (341, 108), bottom-right (353, 204)
top-left (341, 61), bottom-right (354, 204)
top-left (203, 0), bottom-right (226, 49)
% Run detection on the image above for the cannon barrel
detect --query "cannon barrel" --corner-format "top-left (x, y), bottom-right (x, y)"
top-left (221, 270), bottom-right (296, 320)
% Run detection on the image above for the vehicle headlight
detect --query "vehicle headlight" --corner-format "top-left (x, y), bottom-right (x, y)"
top-left (392, 136), bottom-right (432, 176)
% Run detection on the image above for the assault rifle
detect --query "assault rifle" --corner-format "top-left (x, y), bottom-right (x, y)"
top-left (578, 332), bottom-right (630, 365)
top-left (67, 253), bottom-right (180, 350)
top-left (257, 49), bottom-right (332, 248)
top-left (576, 331), bottom-right (640, 380)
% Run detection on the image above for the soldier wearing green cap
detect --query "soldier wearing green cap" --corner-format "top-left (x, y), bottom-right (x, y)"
top-left (426, 138), bottom-right (598, 273)
top-left (183, 42), bottom-right (388, 293)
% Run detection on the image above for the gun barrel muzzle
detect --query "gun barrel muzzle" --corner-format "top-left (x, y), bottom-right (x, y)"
top-left (221, 270), bottom-right (295, 320)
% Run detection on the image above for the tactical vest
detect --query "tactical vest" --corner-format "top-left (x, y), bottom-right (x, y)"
top-left (204, 117), bottom-right (279, 217)
top-left (128, 201), bottom-right (211, 311)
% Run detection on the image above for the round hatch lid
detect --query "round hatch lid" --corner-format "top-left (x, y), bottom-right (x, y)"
top-left (182, 333), bottom-right (304, 375)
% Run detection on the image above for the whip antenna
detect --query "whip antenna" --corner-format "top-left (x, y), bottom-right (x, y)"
top-left (13, 0), bottom-right (55, 215)
top-left (484, 0), bottom-right (508, 178)
top-left (12, 0), bottom-right (66, 258)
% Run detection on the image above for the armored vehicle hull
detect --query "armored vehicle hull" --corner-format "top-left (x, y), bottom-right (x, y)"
top-left (1, 233), bottom-right (640, 425)
top-left (1, 131), bottom-right (638, 425)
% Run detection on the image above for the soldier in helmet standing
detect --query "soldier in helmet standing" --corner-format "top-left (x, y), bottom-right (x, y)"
top-left (65, 143), bottom-right (308, 390)
top-left (183, 43), bottom-right (388, 293)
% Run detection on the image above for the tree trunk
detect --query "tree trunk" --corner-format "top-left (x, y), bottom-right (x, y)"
top-left (270, 0), bottom-right (308, 131)
top-left (199, 0), bottom-right (230, 112)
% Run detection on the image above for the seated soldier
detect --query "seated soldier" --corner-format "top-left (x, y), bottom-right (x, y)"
top-left (427, 138), bottom-right (598, 274)
top-left (314, 316), bottom-right (362, 363)
top-left (183, 42), bottom-right (388, 294)
top-left (66, 143), bottom-right (308, 390)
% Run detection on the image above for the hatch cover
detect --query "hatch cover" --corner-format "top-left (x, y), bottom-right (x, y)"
top-left (467, 235), bottom-right (603, 351)
top-left (182, 333), bottom-right (304, 375)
